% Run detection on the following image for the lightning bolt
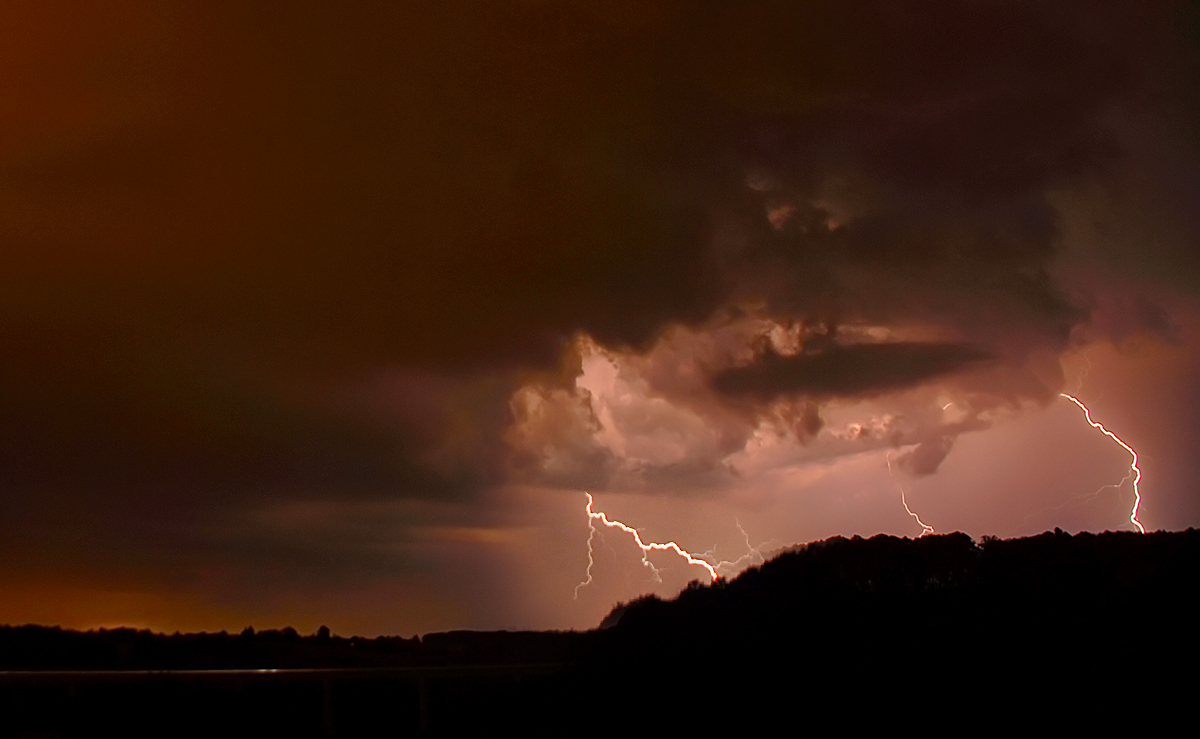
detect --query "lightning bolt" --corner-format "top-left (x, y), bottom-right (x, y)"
top-left (575, 492), bottom-right (718, 598)
top-left (887, 451), bottom-right (935, 538)
top-left (577, 459), bottom-right (937, 599)
top-left (1009, 469), bottom-right (1133, 537)
top-left (700, 519), bottom-right (776, 579)
top-left (575, 385), bottom-right (1147, 601)
top-left (1066, 348), bottom-right (1094, 395)
top-left (1059, 393), bottom-right (1146, 534)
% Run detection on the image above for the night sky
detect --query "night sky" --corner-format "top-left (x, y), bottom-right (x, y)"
top-left (3, 1), bottom-right (1199, 636)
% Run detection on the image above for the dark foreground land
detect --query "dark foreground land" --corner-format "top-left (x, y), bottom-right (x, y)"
top-left (2, 529), bottom-right (1196, 736)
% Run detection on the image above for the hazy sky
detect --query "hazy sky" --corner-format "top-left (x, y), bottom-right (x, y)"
top-left (3, 1), bottom-right (1199, 636)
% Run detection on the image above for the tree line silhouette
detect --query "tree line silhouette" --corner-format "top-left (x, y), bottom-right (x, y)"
top-left (1, 528), bottom-right (1195, 735)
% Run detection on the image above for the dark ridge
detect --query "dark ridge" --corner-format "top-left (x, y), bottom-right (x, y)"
top-left (1, 529), bottom-right (1196, 734)
top-left (583, 528), bottom-right (1199, 730)
top-left (603, 528), bottom-right (1199, 637)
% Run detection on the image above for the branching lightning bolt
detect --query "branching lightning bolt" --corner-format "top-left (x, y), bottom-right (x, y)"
top-left (700, 519), bottom-right (775, 579)
top-left (1069, 350), bottom-right (1094, 394)
top-left (1060, 393), bottom-right (1146, 534)
top-left (574, 383), bottom-right (1148, 601)
top-left (887, 451), bottom-right (935, 538)
top-left (575, 493), bottom-right (719, 599)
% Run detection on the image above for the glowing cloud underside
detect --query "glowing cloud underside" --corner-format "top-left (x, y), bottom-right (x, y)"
top-left (1060, 393), bottom-right (1146, 534)
top-left (575, 493), bottom-right (718, 599)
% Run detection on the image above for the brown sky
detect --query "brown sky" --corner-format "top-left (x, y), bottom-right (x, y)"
top-left (3, 1), bottom-right (1199, 635)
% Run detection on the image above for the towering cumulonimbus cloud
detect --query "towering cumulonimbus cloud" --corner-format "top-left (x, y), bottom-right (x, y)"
top-left (499, 0), bottom-right (1183, 490)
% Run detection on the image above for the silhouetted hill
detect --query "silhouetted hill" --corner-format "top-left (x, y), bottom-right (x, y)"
top-left (584, 528), bottom-right (1199, 730)
top-left (605, 528), bottom-right (1198, 637)
top-left (2, 529), bottom-right (1196, 735)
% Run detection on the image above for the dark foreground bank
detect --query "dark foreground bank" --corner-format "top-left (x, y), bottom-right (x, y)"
top-left (2, 529), bottom-right (1196, 736)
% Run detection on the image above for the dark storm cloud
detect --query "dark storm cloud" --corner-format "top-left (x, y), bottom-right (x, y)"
top-left (0, 326), bottom-right (486, 501)
top-left (3, 1), bottom-right (1174, 374)
top-left (714, 342), bottom-right (993, 400)
top-left (0, 0), bottom-right (1194, 621)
